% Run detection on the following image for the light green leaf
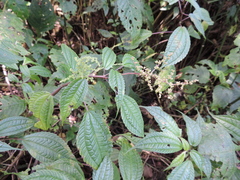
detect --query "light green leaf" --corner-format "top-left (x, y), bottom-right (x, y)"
top-left (167, 160), bottom-right (194, 180)
top-left (76, 111), bottom-right (112, 169)
top-left (0, 141), bottom-right (21, 152)
top-left (0, 116), bottom-right (35, 137)
top-left (209, 113), bottom-right (240, 142)
top-left (118, 137), bottom-right (143, 180)
top-left (189, 150), bottom-right (204, 172)
top-left (115, 95), bottom-right (144, 137)
top-left (134, 132), bottom-right (182, 154)
top-left (113, 163), bottom-right (121, 180)
top-left (0, 44), bottom-right (23, 64)
top-left (162, 26), bottom-right (190, 67)
top-left (22, 132), bottom-right (75, 163)
top-left (141, 106), bottom-right (182, 137)
top-left (60, 79), bottom-right (88, 121)
top-left (0, 95), bottom-right (26, 119)
top-left (97, 29), bottom-right (113, 38)
top-left (93, 156), bottom-right (114, 180)
top-left (29, 91), bottom-right (54, 130)
top-left (109, 69), bottom-right (125, 95)
top-left (102, 47), bottom-right (116, 70)
top-left (20, 65), bottom-right (31, 78)
top-left (180, 137), bottom-right (190, 151)
top-left (198, 8), bottom-right (214, 25)
top-left (189, 13), bottom-right (205, 37)
top-left (212, 85), bottom-right (233, 110)
top-left (61, 44), bottom-right (78, 71)
top-left (122, 54), bottom-right (139, 71)
top-left (188, 25), bottom-right (201, 39)
top-left (202, 156), bottom-right (212, 179)
top-left (29, 66), bottom-right (51, 77)
top-left (165, 151), bottom-right (186, 170)
top-left (117, 0), bottom-right (143, 39)
top-left (180, 112), bottom-right (202, 146)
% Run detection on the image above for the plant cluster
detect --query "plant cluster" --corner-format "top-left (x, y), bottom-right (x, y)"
top-left (0, 0), bottom-right (239, 180)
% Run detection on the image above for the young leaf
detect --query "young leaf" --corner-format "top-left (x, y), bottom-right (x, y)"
top-left (60, 79), bottom-right (88, 121)
top-left (162, 26), bottom-right (190, 67)
top-left (76, 111), bottom-right (112, 169)
top-left (22, 132), bottom-right (75, 163)
top-left (61, 44), bottom-right (78, 71)
top-left (141, 106), bottom-right (182, 137)
top-left (180, 137), bottom-right (190, 151)
top-left (109, 69), bottom-right (125, 95)
top-left (0, 141), bottom-right (21, 152)
top-left (92, 156), bottom-right (114, 180)
top-left (167, 160), bottom-right (194, 180)
top-left (115, 95), bottom-right (144, 137)
top-left (134, 132), bottom-right (182, 154)
top-left (165, 151), bottom-right (186, 170)
top-left (29, 91), bottom-right (54, 130)
top-left (0, 116), bottom-right (35, 137)
top-left (118, 137), bottom-right (143, 180)
top-left (102, 47), bottom-right (116, 70)
top-left (117, 0), bottom-right (143, 39)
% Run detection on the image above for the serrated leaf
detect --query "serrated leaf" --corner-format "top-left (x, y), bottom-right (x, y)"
top-left (0, 141), bottom-right (21, 152)
top-left (189, 150), bottom-right (204, 172)
top-left (165, 151), bottom-right (186, 170)
top-left (60, 79), bottom-right (88, 121)
top-left (109, 69), bottom-right (125, 95)
top-left (209, 112), bottom-right (240, 142)
top-left (167, 160), bottom-right (194, 180)
top-left (189, 13), bottom-right (205, 37)
top-left (102, 47), bottom-right (116, 70)
top-left (115, 95), bottom-right (144, 137)
top-left (27, 0), bottom-right (57, 35)
top-left (76, 111), bottom-right (112, 169)
top-left (118, 138), bottom-right (143, 180)
top-left (141, 106), bottom-right (182, 137)
top-left (180, 112), bottom-right (202, 146)
top-left (29, 91), bottom-right (54, 130)
top-left (162, 26), bottom-right (190, 67)
top-left (0, 116), bottom-right (35, 137)
top-left (122, 54), bottom-right (140, 71)
top-left (61, 44), bottom-right (78, 71)
top-left (29, 66), bottom-right (51, 77)
top-left (117, 0), bottom-right (143, 39)
top-left (134, 132), bottom-right (182, 154)
top-left (22, 132), bottom-right (75, 163)
top-left (180, 137), bottom-right (190, 151)
top-left (93, 156), bottom-right (114, 180)
top-left (22, 169), bottom-right (73, 180)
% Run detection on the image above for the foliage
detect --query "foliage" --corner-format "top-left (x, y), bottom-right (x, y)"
top-left (0, 0), bottom-right (239, 180)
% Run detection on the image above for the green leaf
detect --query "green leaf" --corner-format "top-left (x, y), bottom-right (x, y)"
top-left (115, 95), bottom-right (144, 137)
top-left (61, 44), bottom-right (78, 71)
top-left (22, 132), bottom-right (75, 163)
top-left (27, 0), bottom-right (57, 35)
top-left (165, 0), bottom-right (178, 5)
top-left (165, 151), bottom-right (186, 170)
top-left (60, 79), bottom-right (88, 121)
top-left (29, 91), bottom-right (54, 130)
top-left (141, 106), bottom-right (182, 137)
top-left (57, 0), bottom-right (77, 17)
top-left (212, 85), bottom-right (233, 110)
top-left (29, 66), bottom-right (51, 77)
top-left (209, 113), bottom-right (240, 142)
top-left (189, 150), bottom-right (204, 172)
top-left (0, 141), bottom-right (21, 152)
top-left (180, 112), bottom-right (202, 146)
top-left (180, 137), bottom-right (190, 151)
top-left (76, 111), bottom-right (112, 169)
top-left (189, 13), bottom-right (205, 37)
top-left (188, 25), bottom-right (201, 39)
top-left (117, 0), bottom-right (143, 39)
top-left (198, 8), bottom-right (214, 25)
top-left (134, 131), bottom-right (182, 154)
top-left (113, 163), bottom-right (121, 180)
top-left (122, 54), bottom-right (140, 71)
top-left (109, 69), bottom-right (125, 95)
top-left (223, 47), bottom-right (240, 68)
top-left (202, 156), bottom-right (212, 179)
top-left (118, 137), bottom-right (143, 180)
top-left (0, 95), bottom-right (26, 119)
top-left (0, 116), bottom-right (35, 137)
top-left (162, 26), bottom-right (190, 67)
top-left (92, 156), bottom-right (114, 180)
top-left (5, 0), bottom-right (29, 19)
top-left (97, 29), bottom-right (113, 38)
top-left (102, 47), bottom-right (116, 70)
top-left (167, 160), bottom-right (194, 180)
top-left (0, 43), bottom-right (23, 64)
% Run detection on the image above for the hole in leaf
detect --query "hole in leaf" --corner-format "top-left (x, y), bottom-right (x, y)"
top-left (167, 144), bottom-right (170, 147)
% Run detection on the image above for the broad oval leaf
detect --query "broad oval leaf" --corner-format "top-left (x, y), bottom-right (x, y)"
top-left (118, 137), bottom-right (143, 180)
top-left (102, 47), bottom-right (116, 70)
top-left (93, 156), bottom-right (114, 180)
top-left (60, 79), bottom-right (88, 121)
top-left (181, 112), bottom-right (202, 146)
top-left (22, 132), bottom-right (75, 163)
top-left (76, 111), bottom-right (112, 169)
top-left (122, 54), bottom-right (139, 71)
top-left (142, 106), bottom-right (182, 137)
top-left (109, 69), bottom-right (125, 95)
top-left (29, 91), bottom-right (54, 130)
top-left (0, 141), bottom-right (21, 152)
top-left (134, 132), bottom-right (182, 154)
top-left (165, 151), bottom-right (186, 170)
top-left (115, 95), bottom-right (144, 137)
top-left (167, 160), bottom-right (194, 180)
top-left (29, 66), bottom-right (51, 77)
top-left (0, 116), bottom-right (35, 137)
top-left (162, 26), bottom-right (190, 67)
top-left (189, 150), bottom-right (204, 172)
top-left (61, 44), bottom-right (78, 71)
